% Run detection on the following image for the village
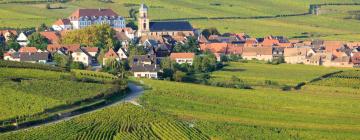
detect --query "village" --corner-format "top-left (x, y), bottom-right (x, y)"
top-left (1, 4), bottom-right (359, 79)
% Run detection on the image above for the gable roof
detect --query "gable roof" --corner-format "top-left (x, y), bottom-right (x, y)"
top-left (284, 48), bottom-right (309, 57)
top-left (70, 9), bottom-right (118, 19)
top-left (20, 52), bottom-right (49, 61)
top-left (47, 44), bottom-right (62, 53)
top-left (40, 31), bottom-right (59, 44)
top-left (170, 53), bottom-right (195, 60)
top-left (149, 21), bottom-right (193, 32)
top-left (53, 18), bottom-right (71, 25)
top-left (104, 48), bottom-right (119, 58)
top-left (242, 47), bottom-right (273, 56)
top-left (19, 47), bottom-right (37, 53)
top-left (63, 44), bottom-right (81, 52)
top-left (200, 43), bottom-right (228, 53)
top-left (82, 47), bottom-right (99, 53)
top-left (0, 30), bottom-right (17, 36)
top-left (131, 64), bottom-right (159, 72)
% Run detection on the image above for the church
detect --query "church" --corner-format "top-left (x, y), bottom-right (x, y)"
top-left (137, 4), bottom-right (194, 37)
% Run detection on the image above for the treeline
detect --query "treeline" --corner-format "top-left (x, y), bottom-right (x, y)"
top-left (0, 60), bottom-right (66, 72)
top-left (0, 0), bottom-right (69, 4)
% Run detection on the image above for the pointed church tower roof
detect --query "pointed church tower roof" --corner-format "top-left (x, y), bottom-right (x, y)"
top-left (140, 4), bottom-right (148, 10)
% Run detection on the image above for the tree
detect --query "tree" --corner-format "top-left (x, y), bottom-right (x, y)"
top-left (172, 37), bottom-right (199, 53)
top-left (160, 57), bottom-right (174, 80)
top-left (37, 23), bottom-right (48, 32)
top-left (53, 53), bottom-right (69, 67)
top-left (173, 71), bottom-right (186, 82)
top-left (70, 62), bottom-right (85, 70)
top-left (61, 24), bottom-right (116, 49)
top-left (201, 28), bottom-right (220, 39)
top-left (28, 32), bottom-right (48, 50)
top-left (6, 33), bottom-right (20, 51)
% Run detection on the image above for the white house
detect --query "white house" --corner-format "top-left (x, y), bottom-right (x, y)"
top-left (170, 53), bottom-right (195, 65)
top-left (71, 47), bottom-right (93, 66)
top-left (17, 32), bottom-right (29, 46)
top-left (132, 64), bottom-right (159, 79)
top-left (117, 48), bottom-right (128, 60)
top-left (103, 48), bottom-right (120, 66)
top-left (52, 19), bottom-right (72, 31)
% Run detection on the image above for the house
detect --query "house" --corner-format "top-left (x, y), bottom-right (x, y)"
top-left (67, 9), bottom-right (126, 29)
top-left (3, 50), bottom-right (20, 61)
top-left (0, 30), bottom-right (17, 41)
top-left (40, 31), bottom-right (60, 44)
top-left (47, 44), bottom-right (63, 53)
top-left (82, 47), bottom-right (98, 57)
top-left (272, 47), bottom-right (284, 60)
top-left (352, 52), bottom-right (360, 67)
top-left (117, 48), bottom-right (128, 60)
top-left (103, 48), bottom-right (119, 66)
top-left (242, 47), bottom-right (273, 61)
top-left (132, 55), bottom-right (157, 65)
top-left (19, 47), bottom-right (38, 53)
top-left (20, 52), bottom-right (49, 64)
top-left (200, 43), bottom-right (228, 54)
top-left (71, 47), bottom-right (94, 66)
top-left (261, 36), bottom-right (280, 47)
top-left (324, 50), bottom-right (353, 67)
top-left (244, 38), bottom-right (259, 47)
top-left (52, 18), bottom-right (72, 31)
top-left (17, 32), bottom-right (29, 46)
top-left (137, 4), bottom-right (194, 37)
top-left (284, 48), bottom-right (313, 64)
top-left (304, 52), bottom-right (331, 66)
top-left (131, 54), bottom-right (159, 79)
top-left (170, 53), bottom-right (195, 65)
top-left (132, 64), bottom-right (159, 79)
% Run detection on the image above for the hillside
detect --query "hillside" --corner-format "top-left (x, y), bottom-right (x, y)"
top-left (2, 0), bottom-right (360, 40)
top-left (0, 61), bottom-right (127, 131)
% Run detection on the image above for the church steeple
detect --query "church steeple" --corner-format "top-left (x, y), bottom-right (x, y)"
top-left (138, 4), bottom-right (150, 36)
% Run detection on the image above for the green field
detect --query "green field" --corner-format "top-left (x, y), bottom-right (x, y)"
top-left (0, 67), bottom-right (118, 121)
top-left (0, 104), bottom-right (209, 140)
top-left (210, 62), bottom-right (343, 88)
top-left (138, 77), bottom-right (360, 139)
top-left (1, 0), bottom-right (360, 40)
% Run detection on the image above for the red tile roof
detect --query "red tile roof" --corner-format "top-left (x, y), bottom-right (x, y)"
top-left (19, 47), bottom-right (37, 53)
top-left (0, 30), bottom-right (17, 36)
top-left (104, 48), bottom-right (118, 58)
top-left (170, 53), bottom-right (195, 60)
top-left (352, 52), bottom-right (360, 64)
top-left (324, 41), bottom-right (344, 52)
top-left (262, 36), bottom-right (279, 47)
top-left (82, 47), bottom-right (99, 53)
top-left (40, 31), bottom-right (59, 44)
top-left (243, 47), bottom-right (273, 56)
top-left (70, 9), bottom-right (118, 19)
top-left (53, 18), bottom-right (71, 26)
top-left (227, 44), bottom-right (243, 55)
top-left (200, 43), bottom-right (228, 53)
top-left (63, 44), bottom-right (81, 52)
top-left (47, 44), bottom-right (62, 53)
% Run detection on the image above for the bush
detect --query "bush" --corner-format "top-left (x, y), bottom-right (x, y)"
top-left (0, 60), bottom-right (65, 72)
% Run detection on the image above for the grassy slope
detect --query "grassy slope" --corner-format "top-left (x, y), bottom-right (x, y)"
top-left (1, 0), bottom-right (360, 40)
top-left (139, 78), bottom-right (360, 139)
top-left (210, 62), bottom-right (343, 87)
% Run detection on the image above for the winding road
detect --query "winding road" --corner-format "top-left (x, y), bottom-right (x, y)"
top-left (2, 83), bottom-right (144, 133)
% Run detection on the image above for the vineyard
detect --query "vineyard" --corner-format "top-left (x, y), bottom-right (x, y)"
top-left (0, 65), bottom-right (127, 129)
top-left (0, 104), bottom-right (209, 140)
top-left (139, 79), bottom-right (360, 139)
top-left (210, 62), bottom-right (342, 88)
top-left (309, 70), bottom-right (360, 89)
top-left (71, 69), bottom-right (118, 83)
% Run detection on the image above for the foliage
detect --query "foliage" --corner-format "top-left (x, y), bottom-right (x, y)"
top-left (5, 33), bottom-right (20, 51)
top-left (61, 24), bottom-right (116, 49)
top-left (0, 60), bottom-right (65, 72)
top-left (53, 53), bottom-right (69, 68)
top-left (173, 71), bottom-right (186, 82)
top-left (0, 104), bottom-right (209, 140)
top-left (193, 53), bottom-right (218, 73)
top-left (28, 32), bottom-right (48, 50)
top-left (37, 23), bottom-right (48, 31)
top-left (201, 27), bottom-right (220, 38)
top-left (72, 69), bottom-right (118, 82)
top-left (172, 36), bottom-right (199, 53)
top-left (70, 61), bottom-right (85, 70)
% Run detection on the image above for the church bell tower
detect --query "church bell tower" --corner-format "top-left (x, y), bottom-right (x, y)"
top-left (138, 4), bottom-right (150, 37)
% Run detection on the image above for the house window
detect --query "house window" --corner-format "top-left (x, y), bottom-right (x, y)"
top-left (143, 23), bottom-right (146, 29)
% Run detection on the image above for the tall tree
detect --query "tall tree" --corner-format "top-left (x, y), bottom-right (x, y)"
top-left (6, 33), bottom-right (20, 51)
top-left (61, 24), bottom-right (116, 49)
top-left (28, 32), bottom-right (49, 50)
